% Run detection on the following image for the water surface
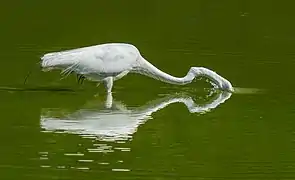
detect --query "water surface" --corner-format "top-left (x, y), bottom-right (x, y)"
top-left (1, 0), bottom-right (295, 179)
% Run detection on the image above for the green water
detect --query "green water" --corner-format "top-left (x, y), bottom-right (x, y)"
top-left (1, 1), bottom-right (295, 179)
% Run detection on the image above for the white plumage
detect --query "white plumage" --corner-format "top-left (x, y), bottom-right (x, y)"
top-left (40, 43), bottom-right (234, 93)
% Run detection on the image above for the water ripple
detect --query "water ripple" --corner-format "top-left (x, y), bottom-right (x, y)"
top-left (38, 90), bottom-right (232, 173)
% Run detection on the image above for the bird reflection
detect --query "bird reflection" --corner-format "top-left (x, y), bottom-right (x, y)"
top-left (40, 90), bottom-right (232, 142)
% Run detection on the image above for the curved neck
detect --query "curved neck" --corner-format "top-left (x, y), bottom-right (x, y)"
top-left (134, 56), bottom-right (233, 92)
top-left (134, 57), bottom-right (194, 85)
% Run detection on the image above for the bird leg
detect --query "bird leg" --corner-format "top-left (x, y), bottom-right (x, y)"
top-left (105, 92), bottom-right (113, 108)
top-left (76, 74), bottom-right (85, 84)
top-left (103, 77), bottom-right (113, 93)
top-left (76, 74), bottom-right (80, 83)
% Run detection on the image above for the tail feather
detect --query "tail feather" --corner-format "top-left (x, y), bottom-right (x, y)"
top-left (41, 52), bottom-right (78, 71)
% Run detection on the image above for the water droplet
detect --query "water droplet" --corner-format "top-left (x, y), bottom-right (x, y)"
top-left (64, 153), bottom-right (84, 156)
top-left (40, 165), bottom-right (51, 168)
top-left (76, 167), bottom-right (90, 170)
top-left (78, 159), bottom-right (94, 163)
top-left (98, 162), bottom-right (109, 165)
top-left (112, 168), bottom-right (130, 172)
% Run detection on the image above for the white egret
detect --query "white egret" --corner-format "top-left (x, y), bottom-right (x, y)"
top-left (40, 43), bottom-right (234, 92)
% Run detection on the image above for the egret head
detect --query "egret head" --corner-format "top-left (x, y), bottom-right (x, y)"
top-left (188, 67), bottom-right (234, 92)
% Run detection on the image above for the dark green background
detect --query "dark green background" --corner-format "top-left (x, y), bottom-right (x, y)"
top-left (1, 0), bottom-right (295, 179)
